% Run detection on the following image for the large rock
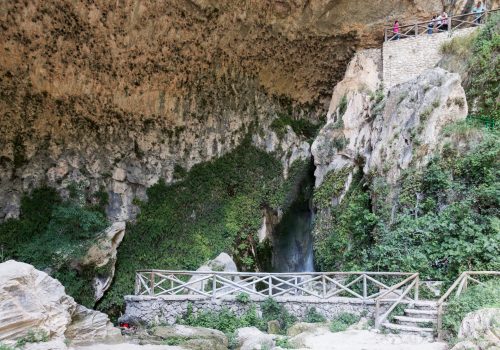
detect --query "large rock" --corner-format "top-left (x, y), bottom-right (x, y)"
top-left (451, 308), bottom-right (500, 350)
top-left (145, 325), bottom-right (228, 350)
top-left (64, 305), bottom-right (122, 345)
top-left (188, 253), bottom-right (238, 293)
top-left (287, 322), bottom-right (330, 337)
top-left (312, 64), bottom-right (467, 202)
top-left (80, 221), bottom-right (126, 301)
top-left (312, 49), bottom-right (382, 187)
top-left (0, 260), bottom-right (75, 341)
top-left (366, 67), bottom-right (467, 186)
top-left (0, 260), bottom-right (122, 346)
top-left (235, 327), bottom-right (275, 350)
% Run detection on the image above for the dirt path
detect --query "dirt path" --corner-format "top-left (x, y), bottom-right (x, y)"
top-left (73, 344), bottom-right (182, 350)
top-left (296, 329), bottom-right (448, 350)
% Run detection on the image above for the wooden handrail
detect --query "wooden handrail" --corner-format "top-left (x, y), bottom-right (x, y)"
top-left (374, 273), bottom-right (419, 328)
top-left (384, 8), bottom-right (499, 42)
top-left (135, 269), bottom-right (415, 276)
top-left (436, 271), bottom-right (500, 340)
top-left (133, 270), bottom-right (419, 303)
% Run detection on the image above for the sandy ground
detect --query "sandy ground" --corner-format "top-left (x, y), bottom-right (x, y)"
top-left (72, 330), bottom-right (449, 350)
top-left (297, 329), bottom-right (448, 350)
top-left (73, 345), bottom-right (182, 350)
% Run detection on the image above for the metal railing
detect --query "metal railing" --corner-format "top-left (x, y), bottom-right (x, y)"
top-left (436, 271), bottom-right (500, 340)
top-left (134, 270), bottom-right (416, 303)
top-left (374, 273), bottom-right (420, 328)
top-left (384, 9), bottom-right (499, 42)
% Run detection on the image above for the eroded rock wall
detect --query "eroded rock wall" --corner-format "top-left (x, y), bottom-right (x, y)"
top-left (0, 0), bottom-right (450, 221)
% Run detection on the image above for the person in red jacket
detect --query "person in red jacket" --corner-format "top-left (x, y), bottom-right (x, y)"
top-left (393, 20), bottom-right (400, 40)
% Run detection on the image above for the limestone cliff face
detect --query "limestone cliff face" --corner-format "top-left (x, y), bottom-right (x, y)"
top-left (311, 49), bottom-right (468, 238)
top-left (1, 0), bottom-right (478, 221)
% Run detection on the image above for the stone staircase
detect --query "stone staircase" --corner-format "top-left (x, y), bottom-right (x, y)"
top-left (381, 301), bottom-right (438, 338)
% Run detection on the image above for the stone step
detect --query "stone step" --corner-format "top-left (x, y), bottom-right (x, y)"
top-left (412, 301), bottom-right (438, 310)
top-left (394, 315), bottom-right (437, 326)
top-left (382, 322), bottom-right (434, 334)
top-left (404, 308), bottom-right (438, 318)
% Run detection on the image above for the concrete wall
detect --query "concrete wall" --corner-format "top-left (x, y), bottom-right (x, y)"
top-left (122, 295), bottom-right (382, 326)
top-left (383, 27), bottom-right (477, 91)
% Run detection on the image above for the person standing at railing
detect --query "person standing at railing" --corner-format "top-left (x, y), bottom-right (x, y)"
top-left (440, 12), bottom-right (449, 31)
top-left (472, 1), bottom-right (485, 24)
top-left (436, 13), bottom-right (443, 31)
top-left (428, 15), bottom-right (437, 34)
top-left (393, 20), bottom-right (400, 40)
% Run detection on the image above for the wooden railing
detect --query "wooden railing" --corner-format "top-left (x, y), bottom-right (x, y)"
top-left (374, 273), bottom-right (420, 328)
top-left (384, 8), bottom-right (499, 42)
top-left (436, 271), bottom-right (500, 340)
top-left (134, 270), bottom-right (416, 303)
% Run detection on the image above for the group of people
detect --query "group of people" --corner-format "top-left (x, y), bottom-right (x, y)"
top-left (391, 1), bottom-right (488, 40)
top-left (427, 12), bottom-right (449, 34)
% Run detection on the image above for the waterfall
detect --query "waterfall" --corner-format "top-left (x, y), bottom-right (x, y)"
top-left (270, 162), bottom-right (316, 273)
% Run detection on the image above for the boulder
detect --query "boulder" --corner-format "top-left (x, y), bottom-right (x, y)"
top-left (451, 308), bottom-right (500, 350)
top-left (0, 260), bottom-right (122, 346)
top-left (204, 252), bottom-right (238, 272)
top-left (64, 305), bottom-right (122, 345)
top-left (146, 325), bottom-right (228, 350)
top-left (287, 322), bottom-right (330, 337)
top-left (81, 221), bottom-right (126, 301)
top-left (267, 320), bottom-right (281, 335)
top-left (188, 253), bottom-right (238, 293)
top-left (0, 260), bottom-right (75, 341)
top-left (235, 327), bottom-right (275, 350)
top-left (286, 322), bottom-right (330, 348)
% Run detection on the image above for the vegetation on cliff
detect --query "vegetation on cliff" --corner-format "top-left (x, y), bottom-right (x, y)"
top-left (98, 140), bottom-right (310, 316)
top-left (314, 123), bottom-right (499, 282)
top-left (315, 16), bottom-right (500, 283)
top-left (0, 185), bottom-right (109, 307)
top-left (441, 12), bottom-right (499, 121)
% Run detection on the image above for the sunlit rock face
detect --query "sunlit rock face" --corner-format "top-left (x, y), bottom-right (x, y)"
top-left (0, 0), bottom-right (460, 221)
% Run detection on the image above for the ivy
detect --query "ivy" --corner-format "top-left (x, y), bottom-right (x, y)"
top-left (98, 141), bottom-right (310, 317)
top-left (314, 128), bottom-right (500, 282)
top-left (0, 186), bottom-right (109, 307)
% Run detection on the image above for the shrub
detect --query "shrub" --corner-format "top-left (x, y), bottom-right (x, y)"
top-left (270, 114), bottom-right (322, 141)
top-left (261, 298), bottom-right (297, 333)
top-left (179, 304), bottom-right (265, 339)
top-left (16, 329), bottom-right (49, 347)
top-left (329, 313), bottom-right (360, 332)
top-left (338, 95), bottom-right (348, 117)
top-left (305, 307), bottom-right (326, 323)
top-left (275, 337), bottom-right (294, 348)
top-left (236, 292), bottom-right (251, 304)
top-left (442, 280), bottom-right (500, 337)
top-left (0, 344), bottom-right (16, 350)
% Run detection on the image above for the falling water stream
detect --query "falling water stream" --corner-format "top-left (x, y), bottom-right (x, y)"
top-left (270, 162), bottom-right (315, 272)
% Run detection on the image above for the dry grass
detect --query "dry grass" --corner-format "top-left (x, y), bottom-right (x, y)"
top-left (440, 32), bottom-right (478, 58)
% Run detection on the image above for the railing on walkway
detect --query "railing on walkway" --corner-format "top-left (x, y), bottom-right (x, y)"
top-left (384, 9), bottom-right (499, 42)
top-left (374, 273), bottom-right (420, 328)
top-left (436, 271), bottom-right (500, 340)
top-left (134, 270), bottom-right (417, 303)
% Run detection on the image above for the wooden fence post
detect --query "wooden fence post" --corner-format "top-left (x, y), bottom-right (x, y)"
top-left (415, 274), bottom-right (419, 302)
top-left (363, 274), bottom-right (367, 300)
top-left (150, 271), bottom-right (155, 296)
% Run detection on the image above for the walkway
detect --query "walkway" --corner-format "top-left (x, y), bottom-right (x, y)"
top-left (384, 9), bottom-right (499, 41)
